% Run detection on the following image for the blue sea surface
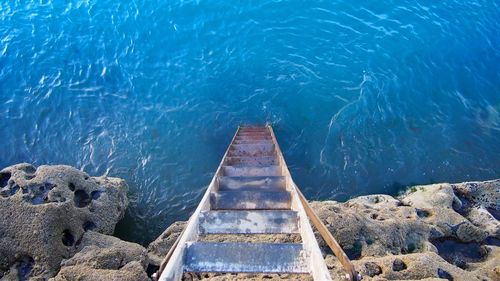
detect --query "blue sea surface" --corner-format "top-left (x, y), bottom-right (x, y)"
top-left (1, 0), bottom-right (499, 244)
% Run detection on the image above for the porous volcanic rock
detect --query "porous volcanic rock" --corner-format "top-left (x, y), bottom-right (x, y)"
top-left (50, 231), bottom-right (149, 281)
top-left (0, 164), bottom-right (128, 280)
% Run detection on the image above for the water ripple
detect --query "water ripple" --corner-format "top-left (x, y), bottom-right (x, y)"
top-left (0, 0), bottom-right (499, 244)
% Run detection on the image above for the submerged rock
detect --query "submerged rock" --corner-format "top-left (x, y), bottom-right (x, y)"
top-left (0, 164), bottom-right (129, 279)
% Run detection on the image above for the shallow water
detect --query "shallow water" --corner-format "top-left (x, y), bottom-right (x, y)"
top-left (1, 0), bottom-right (499, 244)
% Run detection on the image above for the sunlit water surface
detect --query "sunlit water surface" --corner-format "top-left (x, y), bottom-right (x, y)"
top-left (1, 0), bottom-right (499, 244)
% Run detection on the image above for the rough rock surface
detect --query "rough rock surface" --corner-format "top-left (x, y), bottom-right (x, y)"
top-left (149, 179), bottom-right (500, 281)
top-left (50, 231), bottom-right (149, 281)
top-left (0, 164), bottom-right (129, 280)
top-left (147, 221), bottom-right (187, 267)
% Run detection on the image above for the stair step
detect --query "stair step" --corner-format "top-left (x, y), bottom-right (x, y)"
top-left (210, 190), bottom-right (291, 210)
top-left (237, 132), bottom-right (271, 136)
top-left (222, 165), bottom-right (281, 177)
top-left (238, 126), bottom-right (268, 130)
top-left (234, 135), bottom-right (272, 140)
top-left (184, 242), bottom-right (309, 273)
top-left (233, 139), bottom-right (273, 144)
top-left (225, 156), bottom-right (278, 166)
top-left (218, 176), bottom-right (286, 191)
top-left (228, 143), bottom-right (275, 157)
top-left (199, 210), bottom-right (298, 234)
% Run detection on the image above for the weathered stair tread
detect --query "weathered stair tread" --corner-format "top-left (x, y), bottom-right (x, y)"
top-left (199, 210), bottom-right (299, 234)
top-left (222, 165), bottom-right (281, 177)
top-left (237, 131), bottom-right (269, 135)
top-left (228, 143), bottom-right (275, 157)
top-left (236, 132), bottom-right (271, 136)
top-left (218, 176), bottom-right (285, 191)
top-left (233, 139), bottom-right (274, 144)
top-left (184, 242), bottom-right (309, 273)
top-left (225, 156), bottom-right (278, 166)
top-left (210, 190), bottom-right (291, 210)
top-left (234, 135), bottom-right (272, 140)
top-left (238, 127), bottom-right (269, 131)
top-left (227, 149), bottom-right (276, 157)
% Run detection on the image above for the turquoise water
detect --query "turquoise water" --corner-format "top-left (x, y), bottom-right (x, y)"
top-left (1, 0), bottom-right (499, 244)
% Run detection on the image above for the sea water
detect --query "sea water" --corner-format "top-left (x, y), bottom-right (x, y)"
top-left (0, 0), bottom-right (499, 244)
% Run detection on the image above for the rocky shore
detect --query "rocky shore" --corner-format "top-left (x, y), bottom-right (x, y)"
top-left (0, 164), bottom-right (498, 281)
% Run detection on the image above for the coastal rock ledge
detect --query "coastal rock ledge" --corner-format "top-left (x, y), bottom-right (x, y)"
top-left (0, 164), bottom-right (144, 280)
top-left (1, 163), bottom-right (499, 281)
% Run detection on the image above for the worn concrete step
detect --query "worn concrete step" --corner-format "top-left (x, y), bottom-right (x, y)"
top-left (218, 176), bottom-right (285, 191)
top-left (222, 165), bottom-right (281, 177)
top-left (184, 242), bottom-right (309, 273)
top-left (199, 210), bottom-right (298, 234)
top-left (225, 156), bottom-right (278, 166)
top-left (210, 190), bottom-right (291, 210)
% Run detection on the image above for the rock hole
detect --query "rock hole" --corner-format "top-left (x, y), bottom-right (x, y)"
top-left (1, 183), bottom-right (19, 198)
top-left (29, 183), bottom-right (55, 205)
top-left (364, 262), bottom-right (382, 277)
top-left (16, 256), bottom-right (34, 281)
top-left (370, 213), bottom-right (378, 219)
top-left (402, 242), bottom-right (418, 254)
top-left (437, 268), bottom-right (453, 281)
top-left (416, 208), bottom-right (430, 218)
top-left (68, 182), bottom-right (75, 191)
top-left (83, 221), bottom-right (96, 231)
top-left (392, 258), bottom-right (407, 271)
top-left (0, 172), bottom-right (11, 188)
top-left (396, 200), bottom-right (411, 207)
top-left (9, 184), bottom-right (19, 196)
top-left (146, 264), bottom-right (160, 278)
top-left (74, 190), bottom-right (91, 208)
top-left (345, 240), bottom-right (363, 260)
top-left (62, 229), bottom-right (75, 246)
top-left (90, 190), bottom-right (102, 200)
top-left (452, 195), bottom-right (472, 216)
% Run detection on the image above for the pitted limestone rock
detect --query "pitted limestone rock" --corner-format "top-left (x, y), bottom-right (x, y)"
top-left (0, 164), bottom-right (128, 279)
top-left (50, 231), bottom-right (149, 281)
